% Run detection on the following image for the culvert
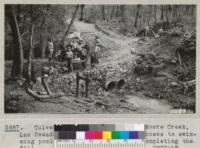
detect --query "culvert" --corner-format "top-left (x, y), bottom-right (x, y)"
top-left (105, 78), bottom-right (125, 91)
top-left (105, 81), bottom-right (117, 91)
top-left (117, 79), bottom-right (125, 89)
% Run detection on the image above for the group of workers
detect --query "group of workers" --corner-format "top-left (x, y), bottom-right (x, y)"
top-left (47, 36), bottom-right (100, 73)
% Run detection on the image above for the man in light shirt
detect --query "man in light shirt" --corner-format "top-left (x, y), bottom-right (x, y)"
top-left (66, 45), bottom-right (73, 72)
top-left (48, 38), bottom-right (54, 62)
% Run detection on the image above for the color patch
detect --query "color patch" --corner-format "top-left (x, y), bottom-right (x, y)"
top-left (112, 131), bottom-right (120, 139)
top-left (58, 131), bottom-right (76, 139)
top-left (93, 131), bottom-right (102, 139)
top-left (103, 131), bottom-right (111, 140)
top-left (76, 132), bottom-right (85, 140)
top-left (120, 131), bottom-right (129, 139)
top-left (138, 131), bottom-right (145, 139)
top-left (129, 131), bottom-right (138, 139)
top-left (77, 125), bottom-right (89, 131)
top-left (85, 131), bottom-right (94, 139)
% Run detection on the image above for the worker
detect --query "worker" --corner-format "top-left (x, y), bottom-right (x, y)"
top-left (94, 44), bottom-right (100, 64)
top-left (66, 45), bottom-right (73, 72)
top-left (83, 42), bottom-right (91, 58)
top-left (77, 40), bottom-right (83, 58)
top-left (60, 44), bottom-right (66, 61)
top-left (81, 47), bottom-right (88, 69)
top-left (144, 26), bottom-right (150, 37)
top-left (73, 40), bottom-right (80, 58)
top-left (90, 44), bottom-right (100, 68)
top-left (90, 47), bottom-right (96, 68)
top-left (48, 38), bottom-right (54, 62)
top-left (158, 27), bottom-right (164, 36)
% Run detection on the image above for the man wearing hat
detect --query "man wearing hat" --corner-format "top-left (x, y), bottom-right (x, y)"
top-left (66, 44), bottom-right (73, 72)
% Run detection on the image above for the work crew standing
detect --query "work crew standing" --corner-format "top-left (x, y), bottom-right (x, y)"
top-left (66, 45), bottom-right (73, 73)
top-left (48, 38), bottom-right (54, 62)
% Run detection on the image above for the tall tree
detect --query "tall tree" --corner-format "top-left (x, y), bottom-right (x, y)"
top-left (165, 5), bottom-right (169, 23)
top-left (121, 5), bottom-right (125, 23)
top-left (5, 5), bottom-right (24, 79)
top-left (154, 5), bottom-right (157, 24)
top-left (41, 19), bottom-right (47, 58)
top-left (110, 5), bottom-right (115, 20)
top-left (79, 4), bottom-right (85, 21)
top-left (27, 5), bottom-right (34, 83)
top-left (101, 5), bottom-right (105, 20)
top-left (64, 5), bottom-right (79, 37)
top-left (41, 5), bottom-right (49, 58)
top-left (134, 5), bottom-right (140, 28)
top-left (161, 5), bottom-right (164, 21)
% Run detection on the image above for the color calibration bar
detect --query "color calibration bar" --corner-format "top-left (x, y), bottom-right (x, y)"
top-left (54, 124), bottom-right (145, 148)
top-left (54, 124), bottom-right (145, 140)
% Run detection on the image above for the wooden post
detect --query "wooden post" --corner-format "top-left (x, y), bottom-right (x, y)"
top-left (76, 72), bottom-right (90, 98)
top-left (76, 72), bottom-right (79, 97)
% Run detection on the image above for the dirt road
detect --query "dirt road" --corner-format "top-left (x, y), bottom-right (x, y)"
top-left (73, 21), bottom-right (97, 32)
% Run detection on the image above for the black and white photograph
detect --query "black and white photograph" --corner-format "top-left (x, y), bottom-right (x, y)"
top-left (4, 4), bottom-right (196, 113)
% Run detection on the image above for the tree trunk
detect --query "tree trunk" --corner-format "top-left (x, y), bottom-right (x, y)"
top-left (5, 5), bottom-right (23, 79)
top-left (108, 6), bottom-right (110, 22)
top-left (121, 5), bottom-right (125, 23)
top-left (117, 5), bottom-right (119, 17)
top-left (79, 4), bottom-right (84, 21)
top-left (154, 5), bottom-right (157, 24)
top-left (41, 5), bottom-right (49, 58)
top-left (110, 5), bottom-right (115, 20)
top-left (166, 5), bottom-right (169, 23)
top-left (161, 5), bottom-right (164, 21)
top-left (190, 5), bottom-right (195, 15)
top-left (27, 5), bottom-right (35, 83)
top-left (64, 5), bottom-right (79, 37)
top-left (124, 5), bottom-right (126, 24)
top-left (41, 24), bottom-right (47, 58)
top-left (27, 24), bottom-right (34, 83)
top-left (168, 5), bottom-right (172, 22)
top-left (134, 5), bottom-right (140, 28)
top-left (102, 5), bottom-right (105, 20)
